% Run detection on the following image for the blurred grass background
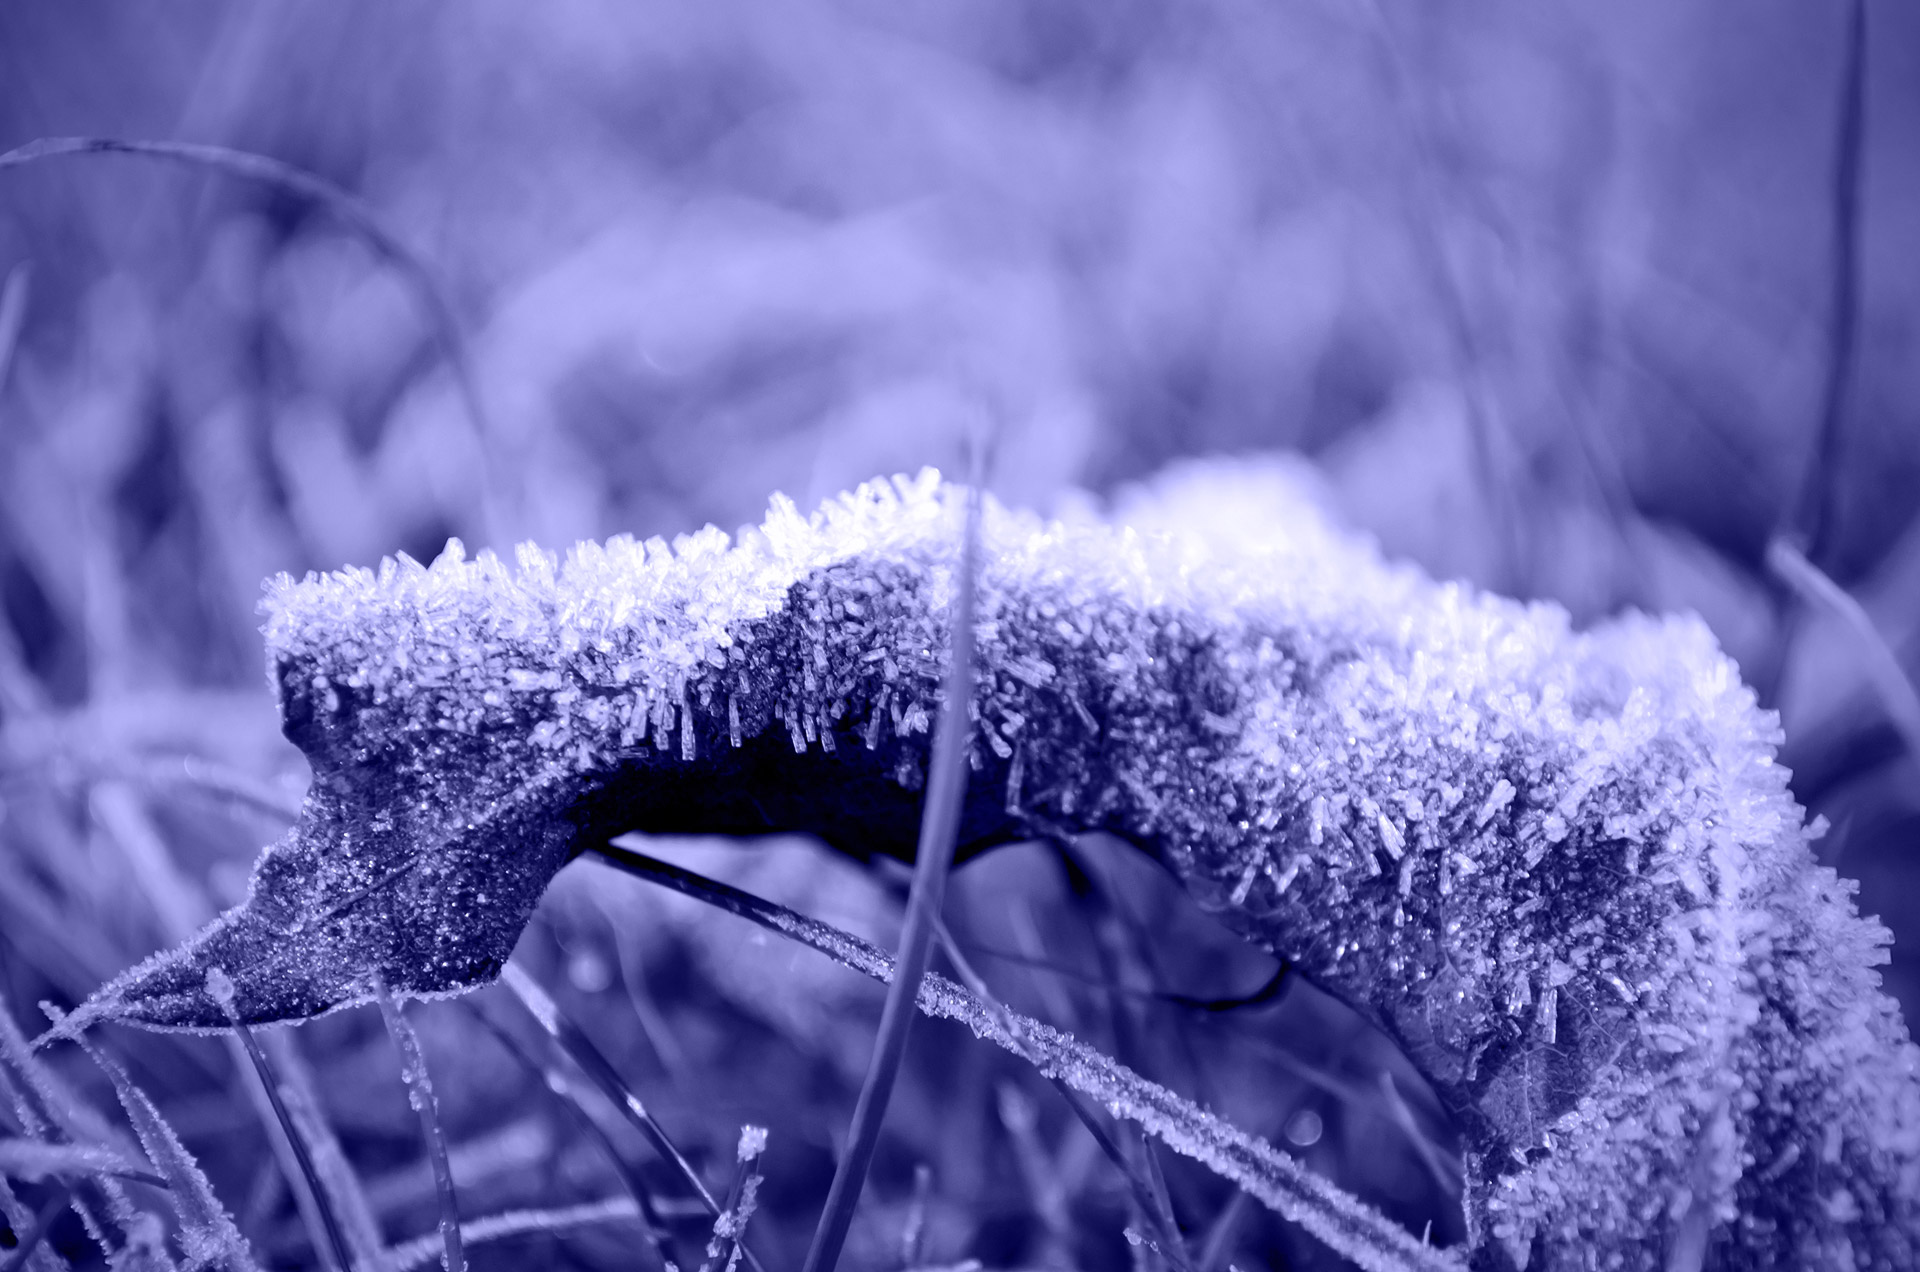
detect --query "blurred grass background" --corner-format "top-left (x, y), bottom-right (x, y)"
top-left (0, 3), bottom-right (1915, 1268)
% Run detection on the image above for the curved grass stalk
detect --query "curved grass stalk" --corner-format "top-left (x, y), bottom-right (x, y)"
top-left (589, 842), bottom-right (1460, 1272)
top-left (935, 920), bottom-right (1192, 1270)
top-left (458, 1000), bottom-right (673, 1269)
top-left (206, 969), bottom-right (355, 1272)
top-left (497, 963), bottom-right (767, 1272)
top-left (384, 1199), bottom-right (641, 1272)
top-left (372, 981), bottom-right (463, 1272)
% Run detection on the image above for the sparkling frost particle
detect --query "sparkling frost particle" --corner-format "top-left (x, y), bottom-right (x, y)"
top-left (1376, 812), bottom-right (1406, 859)
top-left (1230, 857), bottom-right (1261, 907)
top-left (1476, 779), bottom-right (1515, 829)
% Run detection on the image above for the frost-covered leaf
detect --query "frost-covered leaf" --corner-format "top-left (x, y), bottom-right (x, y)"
top-left (74, 464), bottom-right (1920, 1268)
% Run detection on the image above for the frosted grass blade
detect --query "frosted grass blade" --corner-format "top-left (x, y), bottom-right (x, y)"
top-left (76, 1037), bottom-right (259, 1272)
top-left (935, 920), bottom-right (1192, 1269)
top-left (589, 843), bottom-right (1458, 1272)
top-left (372, 981), bottom-right (463, 1272)
top-left (0, 1139), bottom-right (149, 1184)
top-left (0, 994), bottom-right (146, 1262)
top-left (0, 1180), bottom-right (71, 1272)
top-left (458, 1002), bottom-right (672, 1269)
top-left (384, 1200), bottom-right (641, 1272)
top-left (205, 970), bottom-right (353, 1272)
top-left (497, 964), bottom-right (765, 1272)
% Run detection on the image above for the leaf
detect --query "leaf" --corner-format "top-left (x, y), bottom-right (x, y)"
top-left (71, 466), bottom-right (1920, 1268)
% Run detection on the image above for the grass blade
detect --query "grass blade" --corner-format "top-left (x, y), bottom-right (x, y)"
top-left (384, 1199), bottom-right (642, 1272)
top-left (497, 964), bottom-right (765, 1272)
top-left (0, 263), bottom-right (27, 402)
top-left (1767, 536), bottom-right (1920, 775)
top-left (0, 1139), bottom-right (148, 1184)
top-left (251, 1032), bottom-right (390, 1271)
top-left (698, 1127), bottom-right (766, 1272)
top-left (372, 981), bottom-right (463, 1272)
top-left (800, 477), bottom-right (981, 1272)
top-left (0, 1179), bottom-right (71, 1272)
top-left (587, 843), bottom-right (1461, 1272)
top-left (206, 969), bottom-right (355, 1272)
top-left (0, 994), bottom-right (143, 1260)
top-left (74, 1037), bottom-right (259, 1272)
top-left (457, 1001), bottom-right (673, 1269)
top-left (934, 922), bottom-right (1192, 1271)
top-left (1194, 1188), bottom-right (1255, 1272)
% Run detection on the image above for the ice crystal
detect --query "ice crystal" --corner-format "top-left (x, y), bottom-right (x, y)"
top-left (699, 1123), bottom-right (767, 1272)
top-left (76, 463), bottom-right (1920, 1268)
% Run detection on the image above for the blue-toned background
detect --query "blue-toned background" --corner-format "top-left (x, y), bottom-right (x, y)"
top-left (1, 4), bottom-right (1915, 1269)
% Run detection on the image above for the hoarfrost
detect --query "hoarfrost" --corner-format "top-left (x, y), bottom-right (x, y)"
top-left (0, 992), bottom-right (164, 1267)
top-left (80, 1037), bottom-right (259, 1271)
top-left (72, 462), bottom-right (1920, 1269)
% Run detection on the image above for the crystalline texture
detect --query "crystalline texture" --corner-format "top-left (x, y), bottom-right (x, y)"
top-left (78, 463), bottom-right (1920, 1270)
